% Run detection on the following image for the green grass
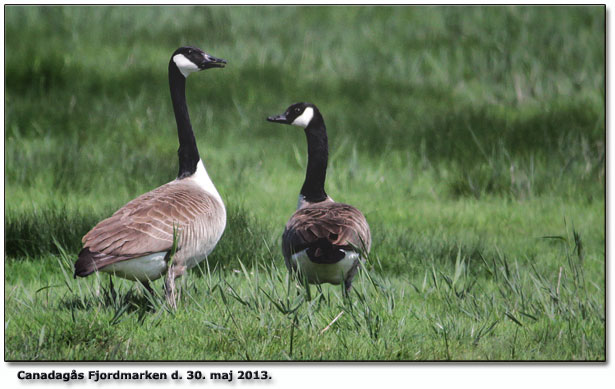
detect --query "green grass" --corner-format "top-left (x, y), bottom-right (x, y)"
top-left (4, 5), bottom-right (605, 360)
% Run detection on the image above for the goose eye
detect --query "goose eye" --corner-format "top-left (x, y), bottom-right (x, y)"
top-left (188, 49), bottom-right (193, 55)
top-left (295, 108), bottom-right (301, 113)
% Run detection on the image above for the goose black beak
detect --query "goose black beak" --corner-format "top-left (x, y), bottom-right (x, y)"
top-left (200, 55), bottom-right (227, 69)
top-left (267, 114), bottom-right (288, 124)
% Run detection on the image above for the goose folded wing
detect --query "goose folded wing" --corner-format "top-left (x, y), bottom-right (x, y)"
top-left (282, 203), bottom-right (371, 262)
top-left (75, 182), bottom-right (216, 276)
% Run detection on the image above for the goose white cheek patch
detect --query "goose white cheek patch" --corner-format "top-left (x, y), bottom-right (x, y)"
top-left (291, 107), bottom-right (314, 128)
top-left (173, 54), bottom-right (199, 77)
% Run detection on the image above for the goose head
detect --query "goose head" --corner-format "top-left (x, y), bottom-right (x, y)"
top-left (267, 102), bottom-right (320, 129)
top-left (171, 46), bottom-right (227, 78)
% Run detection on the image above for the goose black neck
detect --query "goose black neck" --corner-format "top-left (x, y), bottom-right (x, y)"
top-left (301, 115), bottom-right (328, 203)
top-left (169, 61), bottom-right (200, 179)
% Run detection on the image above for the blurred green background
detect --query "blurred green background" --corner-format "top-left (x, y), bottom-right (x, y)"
top-left (4, 6), bottom-right (605, 360)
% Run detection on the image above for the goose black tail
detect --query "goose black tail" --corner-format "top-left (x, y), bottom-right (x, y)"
top-left (306, 238), bottom-right (347, 264)
top-left (74, 247), bottom-right (99, 278)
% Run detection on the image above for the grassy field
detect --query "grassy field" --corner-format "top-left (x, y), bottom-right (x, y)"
top-left (4, 6), bottom-right (605, 360)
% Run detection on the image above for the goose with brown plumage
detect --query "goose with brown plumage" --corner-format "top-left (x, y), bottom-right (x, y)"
top-left (267, 102), bottom-right (371, 293)
top-left (74, 46), bottom-right (227, 307)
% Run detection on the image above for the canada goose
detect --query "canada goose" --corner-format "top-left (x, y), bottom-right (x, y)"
top-left (267, 103), bottom-right (371, 293)
top-left (74, 46), bottom-right (227, 307)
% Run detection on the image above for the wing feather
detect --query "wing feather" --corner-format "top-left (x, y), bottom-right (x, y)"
top-left (282, 202), bottom-right (371, 263)
top-left (75, 180), bottom-right (221, 277)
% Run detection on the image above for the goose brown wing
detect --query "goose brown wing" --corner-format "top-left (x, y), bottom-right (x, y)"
top-left (75, 181), bottom-right (219, 277)
top-left (282, 202), bottom-right (371, 262)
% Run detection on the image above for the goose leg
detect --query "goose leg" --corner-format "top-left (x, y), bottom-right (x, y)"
top-left (142, 281), bottom-right (154, 296)
top-left (109, 275), bottom-right (117, 301)
top-left (343, 259), bottom-right (361, 298)
top-left (164, 267), bottom-right (177, 309)
top-left (343, 280), bottom-right (353, 298)
top-left (164, 265), bottom-right (186, 309)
